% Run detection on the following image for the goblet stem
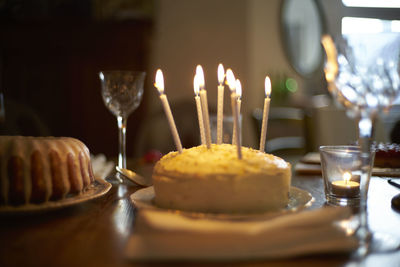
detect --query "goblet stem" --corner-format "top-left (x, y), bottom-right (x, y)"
top-left (117, 115), bottom-right (127, 169)
top-left (356, 114), bottom-right (375, 256)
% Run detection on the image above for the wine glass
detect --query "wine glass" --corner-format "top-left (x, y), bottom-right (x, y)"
top-left (321, 33), bottom-right (400, 256)
top-left (99, 70), bottom-right (146, 182)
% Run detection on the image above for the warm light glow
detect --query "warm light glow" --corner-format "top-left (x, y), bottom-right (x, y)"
top-left (226, 68), bottom-right (236, 91)
top-left (343, 172), bottom-right (352, 183)
top-left (155, 69), bottom-right (164, 94)
top-left (321, 35), bottom-right (338, 82)
top-left (236, 79), bottom-right (242, 98)
top-left (193, 74), bottom-right (200, 96)
top-left (264, 76), bottom-right (271, 97)
top-left (218, 63), bottom-right (225, 84)
top-left (196, 65), bottom-right (205, 89)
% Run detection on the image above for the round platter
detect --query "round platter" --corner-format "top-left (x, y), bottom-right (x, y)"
top-left (130, 186), bottom-right (314, 220)
top-left (0, 178), bottom-right (111, 214)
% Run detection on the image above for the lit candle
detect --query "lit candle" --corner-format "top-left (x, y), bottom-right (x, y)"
top-left (154, 69), bottom-right (183, 153)
top-left (193, 74), bottom-right (206, 145)
top-left (232, 79), bottom-right (242, 146)
top-left (217, 63), bottom-right (225, 144)
top-left (259, 76), bottom-right (271, 152)
top-left (226, 68), bottom-right (242, 159)
top-left (196, 65), bottom-right (212, 149)
top-left (331, 172), bottom-right (360, 198)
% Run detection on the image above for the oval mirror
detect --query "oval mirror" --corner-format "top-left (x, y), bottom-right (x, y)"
top-left (281, 0), bottom-right (325, 77)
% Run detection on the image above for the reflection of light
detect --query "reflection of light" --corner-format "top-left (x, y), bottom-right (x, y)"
top-left (366, 93), bottom-right (378, 108)
top-left (359, 117), bottom-right (373, 137)
top-left (341, 86), bottom-right (358, 103)
top-left (336, 218), bottom-right (357, 236)
top-left (118, 184), bottom-right (127, 198)
top-left (112, 198), bottom-right (133, 238)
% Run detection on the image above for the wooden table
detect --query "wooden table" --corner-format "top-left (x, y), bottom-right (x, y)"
top-left (1, 171), bottom-right (400, 267)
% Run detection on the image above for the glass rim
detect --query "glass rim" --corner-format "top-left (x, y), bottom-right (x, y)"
top-left (319, 145), bottom-right (360, 153)
top-left (99, 70), bottom-right (146, 75)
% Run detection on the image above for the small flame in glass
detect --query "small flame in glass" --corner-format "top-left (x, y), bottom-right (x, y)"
top-left (343, 172), bottom-right (352, 183)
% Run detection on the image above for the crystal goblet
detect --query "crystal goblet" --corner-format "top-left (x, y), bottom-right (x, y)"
top-left (99, 71), bottom-right (146, 182)
top-left (322, 33), bottom-right (400, 256)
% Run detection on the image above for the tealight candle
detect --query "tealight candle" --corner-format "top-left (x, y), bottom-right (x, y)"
top-left (217, 63), bottom-right (225, 144)
top-left (196, 65), bottom-right (212, 149)
top-left (331, 172), bottom-right (360, 198)
top-left (193, 74), bottom-right (206, 145)
top-left (154, 69), bottom-right (183, 153)
top-left (259, 76), bottom-right (271, 152)
top-left (226, 68), bottom-right (242, 159)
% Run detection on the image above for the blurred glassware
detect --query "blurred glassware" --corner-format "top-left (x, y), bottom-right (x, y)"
top-left (322, 33), bottom-right (400, 256)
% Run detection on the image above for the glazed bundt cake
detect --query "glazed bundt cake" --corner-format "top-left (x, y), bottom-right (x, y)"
top-left (0, 136), bottom-right (95, 205)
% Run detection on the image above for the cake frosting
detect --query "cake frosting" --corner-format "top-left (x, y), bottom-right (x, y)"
top-left (152, 144), bottom-right (291, 213)
top-left (0, 136), bottom-right (95, 205)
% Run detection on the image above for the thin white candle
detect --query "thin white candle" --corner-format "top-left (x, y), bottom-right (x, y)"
top-left (196, 65), bottom-right (212, 149)
top-left (193, 74), bottom-right (206, 145)
top-left (154, 69), bottom-right (183, 153)
top-left (217, 63), bottom-right (225, 144)
top-left (226, 69), bottom-right (242, 159)
top-left (259, 76), bottom-right (271, 152)
top-left (232, 79), bottom-right (242, 145)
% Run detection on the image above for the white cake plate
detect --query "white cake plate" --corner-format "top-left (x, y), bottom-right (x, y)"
top-left (0, 178), bottom-right (111, 214)
top-left (130, 186), bottom-right (314, 221)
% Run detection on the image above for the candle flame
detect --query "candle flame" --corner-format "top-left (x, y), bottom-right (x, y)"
top-left (226, 68), bottom-right (236, 92)
top-left (343, 172), bottom-right (352, 183)
top-left (155, 69), bottom-right (164, 94)
top-left (236, 79), bottom-right (242, 98)
top-left (193, 74), bottom-right (200, 96)
top-left (196, 65), bottom-right (205, 89)
top-left (264, 76), bottom-right (271, 97)
top-left (218, 63), bottom-right (225, 84)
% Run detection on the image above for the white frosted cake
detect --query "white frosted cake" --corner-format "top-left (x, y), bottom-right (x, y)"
top-left (152, 144), bottom-right (291, 213)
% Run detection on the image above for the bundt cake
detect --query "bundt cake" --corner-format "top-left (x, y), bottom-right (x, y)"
top-left (0, 136), bottom-right (95, 205)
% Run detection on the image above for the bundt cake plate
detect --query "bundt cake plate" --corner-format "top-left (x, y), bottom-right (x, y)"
top-left (0, 177), bottom-right (111, 214)
top-left (0, 136), bottom-right (112, 214)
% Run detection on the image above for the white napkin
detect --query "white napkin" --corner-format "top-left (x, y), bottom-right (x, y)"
top-left (125, 206), bottom-right (358, 261)
top-left (91, 154), bottom-right (114, 180)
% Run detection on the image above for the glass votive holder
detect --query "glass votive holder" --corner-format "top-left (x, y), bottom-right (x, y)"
top-left (319, 145), bottom-right (373, 206)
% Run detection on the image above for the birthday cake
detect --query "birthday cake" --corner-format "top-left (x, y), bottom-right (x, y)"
top-left (152, 143), bottom-right (291, 213)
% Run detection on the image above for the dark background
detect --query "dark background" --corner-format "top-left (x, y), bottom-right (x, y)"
top-left (0, 0), bottom-right (153, 157)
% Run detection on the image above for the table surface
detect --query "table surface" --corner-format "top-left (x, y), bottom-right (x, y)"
top-left (1, 166), bottom-right (400, 267)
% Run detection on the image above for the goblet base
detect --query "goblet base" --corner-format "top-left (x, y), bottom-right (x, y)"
top-left (354, 231), bottom-right (400, 258)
